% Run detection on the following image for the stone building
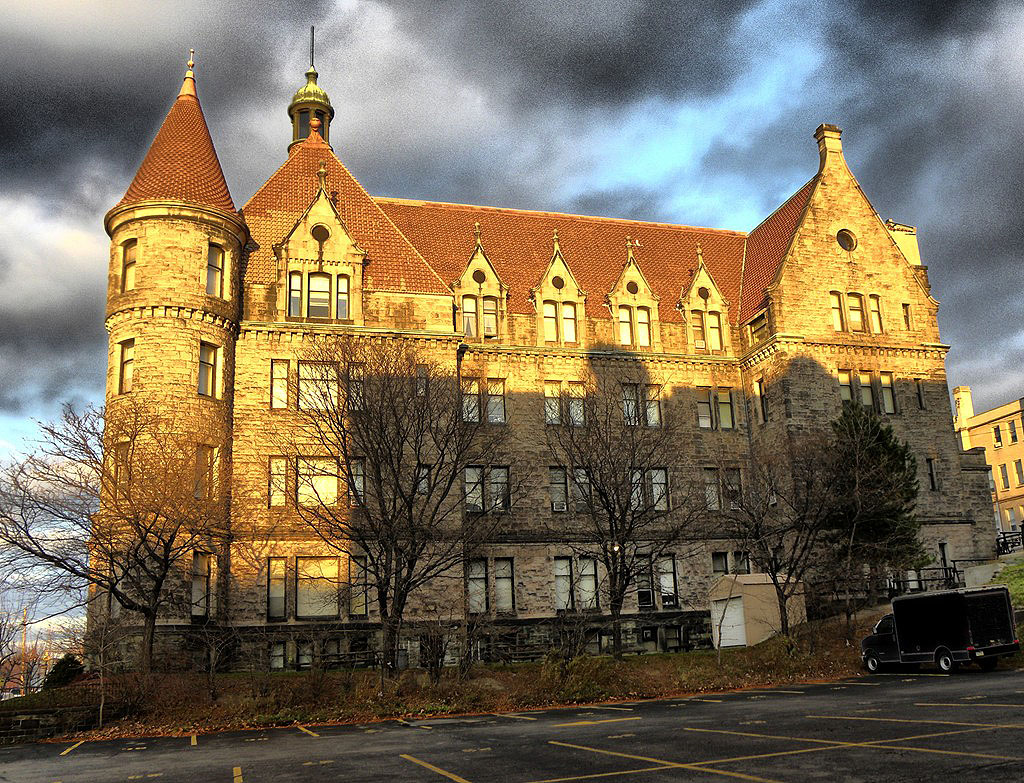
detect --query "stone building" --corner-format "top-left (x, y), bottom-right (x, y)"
top-left (99, 56), bottom-right (995, 667)
top-left (953, 385), bottom-right (1024, 534)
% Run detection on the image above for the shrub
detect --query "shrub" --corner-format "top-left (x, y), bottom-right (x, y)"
top-left (42, 654), bottom-right (85, 690)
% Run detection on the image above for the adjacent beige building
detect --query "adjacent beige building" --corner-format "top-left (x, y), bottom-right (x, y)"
top-left (954, 386), bottom-right (1024, 533)
top-left (96, 55), bottom-right (996, 666)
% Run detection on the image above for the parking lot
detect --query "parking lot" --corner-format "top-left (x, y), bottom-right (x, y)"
top-left (3, 667), bottom-right (1024, 782)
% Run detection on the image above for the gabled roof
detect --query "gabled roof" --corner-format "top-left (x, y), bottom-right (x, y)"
top-left (241, 132), bottom-right (451, 295)
top-left (738, 177), bottom-right (817, 323)
top-left (116, 73), bottom-right (236, 215)
top-left (376, 199), bottom-right (746, 323)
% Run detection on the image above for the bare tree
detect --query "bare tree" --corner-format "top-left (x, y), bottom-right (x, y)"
top-left (286, 336), bottom-right (526, 674)
top-left (545, 370), bottom-right (707, 658)
top-left (0, 401), bottom-right (226, 673)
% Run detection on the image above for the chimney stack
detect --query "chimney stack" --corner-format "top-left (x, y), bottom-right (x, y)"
top-left (814, 123), bottom-right (843, 171)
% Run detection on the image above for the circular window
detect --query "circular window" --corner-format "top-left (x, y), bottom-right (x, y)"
top-left (472, 269), bottom-right (487, 284)
top-left (552, 275), bottom-right (565, 290)
top-left (836, 229), bottom-right (857, 251)
top-left (311, 224), bottom-right (330, 244)
top-left (698, 286), bottom-right (711, 301)
top-left (626, 281), bottom-right (639, 295)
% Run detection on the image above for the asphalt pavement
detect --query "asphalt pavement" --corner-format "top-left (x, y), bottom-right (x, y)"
top-left (4, 665), bottom-right (1024, 782)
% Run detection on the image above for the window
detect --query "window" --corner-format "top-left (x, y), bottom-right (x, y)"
top-left (298, 362), bottom-right (338, 409)
top-left (118, 339), bottom-right (135, 394)
top-left (415, 464), bottom-right (431, 496)
top-left (915, 379), bottom-right (926, 410)
top-left (568, 382), bottom-right (585, 426)
top-left (288, 272), bottom-right (302, 316)
top-left (1000, 464), bottom-right (1010, 490)
top-left (195, 444), bottom-right (217, 499)
top-left (724, 468), bottom-right (741, 510)
top-left (494, 558), bottom-right (515, 612)
top-left (636, 307), bottom-right (652, 347)
top-left (732, 551), bottom-right (751, 574)
top-left (269, 641), bottom-right (286, 670)
top-left (307, 273), bottom-right (331, 318)
top-left (749, 313), bottom-right (767, 344)
top-left (879, 372), bottom-right (895, 414)
top-left (691, 310), bottom-right (706, 349)
top-left (269, 457), bottom-right (286, 507)
top-left (562, 302), bottom-right (577, 343)
top-left (543, 301), bottom-right (558, 342)
top-left (347, 364), bottom-right (364, 411)
top-left (927, 458), bottom-right (940, 491)
top-left (657, 556), bottom-right (678, 607)
top-left (489, 467), bottom-right (510, 511)
top-left (994, 425), bottom-right (1003, 448)
top-left (847, 293), bottom-right (865, 332)
top-left (461, 379), bottom-right (480, 422)
top-left (467, 559), bottom-right (488, 614)
top-left (637, 563), bottom-right (655, 607)
top-left (549, 467), bottom-right (568, 512)
top-left (464, 466), bottom-right (484, 512)
top-left (645, 385), bottom-right (662, 428)
top-left (704, 468), bottom-right (721, 510)
top-left (121, 240), bottom-right (137, 292)
top-left (571, 468), bottom-right (591, 508)
top-left (336, 275), bottom-right (350, 320)
top-left (754, 378), bottom-right (767, 423)
top-left (711, 551), bottom-right (729, 575)
top-left (297, 457), bottom-right (338, 506)
top-left (707, 312), bottom-right (723, 351)
top-left (462, 296), bottom-right (478, 337)
top-left (544, 381), bottom-right (561, 424)
top-left (830, 292), bottom-right (844, 331)
top-left (267, 558), bottom-right (286, 620)
top-left (618, 306), bottom-right (633, 345)
top-left (486, 379), bottom-right (506, 424)
top-left (697, 388), bottom-right (713, 429)
top-left (989, 468), bottom-right (996, 493)
top-left (271, 360), bottom-right (288, 409)
top-left (578, 558), bottom-right (598, 609)
top-left (649, 468), bottom-right (669, 511)
top-left (1010, 420), bottom-right (1019, 444)
top-left (1015, 460), bottom-right (1023, 485)
top-left (415, 365), bottom-right (429, 397)
top-left (554, 557), bottom-right (573, 610)
top-left (296, 557), bottom-right (339, 618)
top-left (206, 245), bottom-right (224, 297)
top-left (902, 303), bottom-right (912, 330)
top-left (198, 342), bottom-right (218, 397)
top-left (349, 459), bottom-right (364, 505)
top-left (630, 469), bottom-right (644, 510)
top-left (869, 295), bottom-right (883, 333)
top-left (349, 555), bottom-right (368, 615)
top-left (112, 442), bottom-right (131, 496)
top-left (191, 552), bottom-right (211, 617)
top-left (717, 389), bottom-right (734, 429)
top-left (858, 372), bottom-right (874, 409)
top-left (483, 297), bottom-right (498, 337)
top-left (622, 383), bottom-right (640, 425)
top-left (838, 370), bottom-right (852, 403)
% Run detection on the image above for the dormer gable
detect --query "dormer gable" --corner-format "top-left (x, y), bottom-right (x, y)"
top-left (678, 244), bottom-right (731, 354)
top-left (274, 163), bottom-right (366, 324)
top-left (452, 222), bottom-right (508, 341)
top-left (530, 229), bottom-right (587, 347)
top-left (607, 237), bottom-right (661, 350)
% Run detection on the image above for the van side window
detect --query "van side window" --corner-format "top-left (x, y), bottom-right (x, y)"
top-left (876, 616), bottom-right (894, 635)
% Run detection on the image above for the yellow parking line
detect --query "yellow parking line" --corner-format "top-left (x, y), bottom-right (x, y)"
top-left (232, 767), bottom-right (243, 783)
top-left (692, 698), bottom-right (724, 703)
top-left (495, 713), bottom-right (538, 720)
top-left (524, 765), bottom-right (678, 783)
top-left (400, 754), bottom-right (473, 782)
top-left (806, 714), bottom-right (1018, 728)
top-left (916, 702), bottom-right (1024, 708)
top-left (296, 724), bottom-right (320, 737)
top-left (190, 734), bottom-right (197, 746)
top-left (59, 741), bottom-right (84, 756)
top-left (554, 717), bottom-right (641, 727)
top-left (841, 681), bottom-right (880, 686)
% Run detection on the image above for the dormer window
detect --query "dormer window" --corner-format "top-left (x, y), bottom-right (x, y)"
top-left (691, 311), bottom-right (706, 351)
top-left (544, 302), bottom-right (558, 341)
top-left (307, 273), bottom-right (331, 318)
top-left (483, 297), bottom-right (499, 337)
top-left (618, 306), bottom-right (634, 345)
top-left (206, 244), bottom-right (224, 298)
top-left (562, 302), bottom-right (577, 343)
top-left (288, 272), bottom-right (302, 316)
top-left (462, 295), bottom-right (478, 337)
top-left (636, 307), bottom-right (651, 347)
top-left (707, 312), bottom-right (723, 352)
top-left (337, 276), bottom-right (350, 320)
top-left (121, 240), bottom-right (137, 293)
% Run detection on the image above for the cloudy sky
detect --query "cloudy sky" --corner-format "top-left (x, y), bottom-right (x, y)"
top-left (1, 0), bottom-right (1022, 452)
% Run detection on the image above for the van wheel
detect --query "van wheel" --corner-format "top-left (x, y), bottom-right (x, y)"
top-left (979, 657), bottom-right (998, 672)
top-left (936, 649), bottom-right (957, 673)
top-left (864, 651), bottom-right (882, 672)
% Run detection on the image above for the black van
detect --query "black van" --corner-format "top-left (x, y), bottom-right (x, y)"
top-left (861, 585), bottom-right (1019, 672)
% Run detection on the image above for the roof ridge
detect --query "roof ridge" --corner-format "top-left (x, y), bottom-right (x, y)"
top-left (373, 197), bottom-right (749, 237)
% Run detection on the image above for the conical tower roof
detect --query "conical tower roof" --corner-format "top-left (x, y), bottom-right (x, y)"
top-left (115, 56), bottom-right (237, 215)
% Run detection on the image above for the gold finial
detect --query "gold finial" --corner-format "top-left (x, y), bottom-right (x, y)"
top-left (310, 114), bottom-right (322, 135)
top-left (179, 48), bottom-right (198, 98)
top-left (188, 48), bottom-right (195, 71)
top-left (316, 160), bottom-right (328, 189)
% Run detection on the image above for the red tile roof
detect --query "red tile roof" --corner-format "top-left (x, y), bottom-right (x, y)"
top-left (376, 199), bottom-right (747, 324)
top-left (241, 132), bottom-right (451, 295)
top-left (116, 78), bottom-right (236, 215)
top-left (738, 177), bottom-right (817, 323)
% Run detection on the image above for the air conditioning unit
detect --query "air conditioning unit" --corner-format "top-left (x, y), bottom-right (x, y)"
top-left (661, 594), bottom-right (678, 608)
top-left (637, 588), bottom-right (654, 607)
top-left (694, 339), bottom-right (706, 349)
top-left (552, 500), bottom-right (567, 512)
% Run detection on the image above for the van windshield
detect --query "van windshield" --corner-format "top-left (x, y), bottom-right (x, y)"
top-left (875, 616), bottom-right (894, 635)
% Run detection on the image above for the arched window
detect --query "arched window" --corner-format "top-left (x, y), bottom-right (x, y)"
top-left (707, 312), bottom-right (722, 352)
top-left (562, 302), bottom-right (577, 343)
top-left (830, 292), bottom-right (845, 331)
top-left (206, 244), bottom-right (224, 298)
top-left (543, 301), bottom-right (558, 342)
top-left (121, 240), bottom-right (137, 293)
top-left (288, 272), bottom-right (302, 316)
top-left (298, 110), bottom-right (310, 140)
top-left (636, 307), bottom-right (651, 347)
top-left (847, 293), bottom-right (865, 332)
top-left (462, 295), bottom-right (478, 337)
top-left (308, 273), bottom-right (330, 318)
top-left (337, 275), bottom-right (350, 320)
top-left (483, 297), bottom-right (498, 337)
top-left (691, 310), bottom-right (706, 350)
top-left (618, 306), bottom-right (633, 345)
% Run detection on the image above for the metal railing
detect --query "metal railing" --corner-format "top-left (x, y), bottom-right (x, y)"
top-left (997, 531), bottom-right (1023, 555)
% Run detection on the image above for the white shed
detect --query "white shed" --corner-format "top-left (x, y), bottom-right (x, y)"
top-left (709, 573), bottom-right (806, 648)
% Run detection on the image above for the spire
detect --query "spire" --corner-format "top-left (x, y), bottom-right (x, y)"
top-left (288, 29), bottom-right (335, 152)
top-left (114, 54), bottom-right (236, 215)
